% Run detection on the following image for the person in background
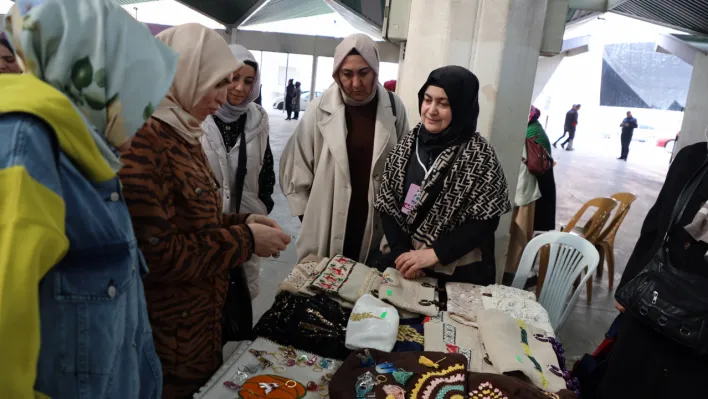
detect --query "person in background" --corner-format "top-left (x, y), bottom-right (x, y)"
top-left (119, 24), bottom-right (290, 398)
top-left (374, 66), bottom-right (511, 284)
top-left (280, 33), bottom-right (409, 263)
top-left (0, 0), bottom-right (177, 397)
top-left (293, 81), bottom-right (302, 120)
top-left (600, 139), bottom-right (708, 398)
top-left (285, 78), bottom-right (295, 120)
top-left (527, 106), bottom-right (556, 231)
top-left (553, 104), bottom-right (580, 151)
top-left (618, 110), bottom-right (638, 161)
top-left (201, 44), bottom-right (274, 341)
top-left (384, 79), bottom-right (397, 92)
top-left (0, 37), bottom-right (21, 74)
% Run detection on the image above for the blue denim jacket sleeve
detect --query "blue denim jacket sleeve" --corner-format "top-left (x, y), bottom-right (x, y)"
top-left (0, 113), bottom-right (69, 398)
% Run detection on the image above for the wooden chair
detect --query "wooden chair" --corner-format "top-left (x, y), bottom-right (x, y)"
top-left (560, 197), bottom-right (618, 304)
top-left (595, 193), bottom-right (637, 289)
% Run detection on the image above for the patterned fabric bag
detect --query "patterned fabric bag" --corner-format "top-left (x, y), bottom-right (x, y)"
top-left (477, 309), bottom-right (565, 392)
top-left (378, 268), bottom-right (440, 316)
top-left (308, 255), bottom-right (382, 305)
top-left (468, 373), bottom-right (578, 399)
top-left (423, 312), bottom-right (494, 373)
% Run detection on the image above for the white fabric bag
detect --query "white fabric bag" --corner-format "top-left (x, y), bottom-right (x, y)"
top-left (345, 294), bottom-right (399, 352)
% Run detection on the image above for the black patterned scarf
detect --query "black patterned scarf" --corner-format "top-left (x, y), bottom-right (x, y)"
top-left (374, 125), bottom-right (511, 246)
top-left (374, 66), bottom-right (510, 247)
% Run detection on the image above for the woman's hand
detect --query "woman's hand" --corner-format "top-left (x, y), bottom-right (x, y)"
top-left (246, 214), bottom-right (282, 230)
top-left (395, 249), bottom-right (439, 279)
top-left (248, 224), bottom-right (291, 258)
top-left (615, 301), bottom-right (626, 313)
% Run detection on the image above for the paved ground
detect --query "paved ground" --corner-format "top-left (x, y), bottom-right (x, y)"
top-left (253, 108), bottom-right (672, 360)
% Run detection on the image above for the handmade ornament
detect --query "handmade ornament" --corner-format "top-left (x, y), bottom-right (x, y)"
top-left (357, 349), bottom-right (375, 367)
top-left (223, 381), bottom-right (240, 390)
top-left (356, 372), bottom-right (375, 398)
top-left (239, 375), bottom-right (306, 399)
top-left (306, 356), bottom-right (317, 366)
top-left (320, 359), bottom-right (333, 369)
top-left (375, 362), bottom-right (395, 374)
top-left (418, 355), bottom-right (446, 368)
top-left (241, 364), bottom-right (261, 374)
top-left (306, 381), bottom-right (319, 391)
top-left (408, 364), bottom-right (466, 399)
top-left (375, 375), bottom-right (388, 386)
top-left (249, 349), bottom-right (268, 358)
top-left (392, 369), bottom-right (413, 385)
top-left (382, 385), bottom-right (406, 399)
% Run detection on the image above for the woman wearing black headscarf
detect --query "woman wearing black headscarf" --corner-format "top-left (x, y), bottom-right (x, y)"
top-left (374, 66), bottom-right (511, 284)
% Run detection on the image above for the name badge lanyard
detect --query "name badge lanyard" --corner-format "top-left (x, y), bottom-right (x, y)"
top-left (415, 135), bottom-right (441, 181)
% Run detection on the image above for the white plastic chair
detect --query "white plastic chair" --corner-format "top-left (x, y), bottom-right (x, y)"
top-left (511, 232), bottom-right (600, 333)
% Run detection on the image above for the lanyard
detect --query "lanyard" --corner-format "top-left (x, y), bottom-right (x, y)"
top-left (415, 134), bottom-right (441, 180)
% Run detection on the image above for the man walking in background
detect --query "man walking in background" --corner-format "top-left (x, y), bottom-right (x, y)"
top-left (618, 111), bottom-right (638, 161)
top-left (553, 104), bottom-right (581, 151)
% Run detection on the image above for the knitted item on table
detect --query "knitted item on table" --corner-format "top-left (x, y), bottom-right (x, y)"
top-left (328, 349), bottom-right (468, 399)
top-left (279, 257), bottom-right (328, 296)
top-left (423, 313), bottom-right (495, 373)
top-left (393, 319), bottom-right (425, 352)
top-left (345, 294), bottom-right (400, 352)
top-left (378, 268), bottom-right (440, 316)
top-left (308, 255), bottom-right (382, 305)
top-left (446, 283), bottom-right (554, 336)
top-left (467, 373), bottom-right (579, 399)
top-left (477, 309), bottom-right (565, 393)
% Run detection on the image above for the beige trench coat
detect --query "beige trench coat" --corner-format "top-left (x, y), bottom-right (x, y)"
top-left (280, 83), bottom-right (410, 262)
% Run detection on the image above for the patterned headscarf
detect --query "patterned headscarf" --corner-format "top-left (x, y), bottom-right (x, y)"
top-left (5, 0), bottom-right (178, 171)
top-left (215, 44), bottom-right (261, 123)
top-left (153, 24), bottom-right (242, 144)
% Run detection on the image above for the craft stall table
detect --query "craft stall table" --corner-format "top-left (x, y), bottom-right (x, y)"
top-left (194, 255), bottom-right (580, 399)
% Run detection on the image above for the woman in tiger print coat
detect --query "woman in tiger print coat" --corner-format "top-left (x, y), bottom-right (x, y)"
top-left (119, 24), bottom-right (290, 398)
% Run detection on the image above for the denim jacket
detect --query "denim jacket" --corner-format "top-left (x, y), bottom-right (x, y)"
top-left (0, 113), bottom-right (162, 398)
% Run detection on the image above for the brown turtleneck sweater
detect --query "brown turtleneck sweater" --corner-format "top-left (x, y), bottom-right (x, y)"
top-left (342, 95), bottom-right (378, 261)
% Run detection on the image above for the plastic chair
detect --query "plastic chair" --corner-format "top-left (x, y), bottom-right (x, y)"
top-left (595, 193), bottom-right (637, 289)
top-left (560, 197), bottom-right (617, 304)
top-left (511, 232), bottom-right (600, 333)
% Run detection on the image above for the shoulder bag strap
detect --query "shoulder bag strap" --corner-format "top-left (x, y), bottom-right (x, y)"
top-left (663, 156), bottom-right (708, 244)
top-left (388, 90), bottom-right (397, 129)
top-left (232, 114), bottom-right (248, 214)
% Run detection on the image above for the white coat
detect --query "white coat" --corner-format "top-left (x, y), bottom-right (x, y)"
top-left (280, 84), bottom-right (410, 262)
top-left (201, 103), bottom-right (269, 298)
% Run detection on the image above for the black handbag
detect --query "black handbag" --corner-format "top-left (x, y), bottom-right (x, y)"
top-left (615, 158), bottom-right (708, 354)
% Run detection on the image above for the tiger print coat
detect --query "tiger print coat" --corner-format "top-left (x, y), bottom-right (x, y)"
top-left (119, 118), bottom-right (254, 398)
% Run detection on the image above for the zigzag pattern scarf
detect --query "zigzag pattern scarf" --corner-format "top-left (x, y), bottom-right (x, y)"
top-left (375, 124), bottom-right (511, 246)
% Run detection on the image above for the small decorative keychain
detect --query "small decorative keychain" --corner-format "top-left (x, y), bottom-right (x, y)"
top-left (392, 369), bottom-right (413, 385)
top-left (249, 349), bottom-right (267, 358)
top-left (356, 372), bottom-right (375, 398)
top-left (418, 355), bottom-right (446, 369)
top-left (383, 384), bottom-right (406, 399)
top-left (357, 349), bottom-right (375, 367)
top-left (375, 362), bottom-right (395, 374)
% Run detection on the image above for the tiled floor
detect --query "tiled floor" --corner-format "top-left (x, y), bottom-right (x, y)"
top-left (253, 108), bottom-right (672, 360)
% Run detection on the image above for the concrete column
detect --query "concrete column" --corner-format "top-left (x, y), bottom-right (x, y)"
top-left (532, 54), bottom-right (565, 102)
top-left (310, 55), bottom-right (319, 101)
top-left (675, 52), bottom-right (708, 155)
top-left (397, 0), bottom-right (550, 282)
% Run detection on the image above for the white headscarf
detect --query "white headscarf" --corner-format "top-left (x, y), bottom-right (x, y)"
top-left (332, 33), bottom-right (381, 107)
top-left (215, 45), bottom-right (261, 123)
top-left (153, 24), bottom-right (242, 144)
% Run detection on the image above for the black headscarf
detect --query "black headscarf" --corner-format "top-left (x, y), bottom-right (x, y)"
top-left (417, 66), bottom-right (480, 151)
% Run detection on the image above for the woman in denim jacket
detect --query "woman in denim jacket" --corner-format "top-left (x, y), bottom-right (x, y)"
top-left (0, 0), bottom-right (177, 397)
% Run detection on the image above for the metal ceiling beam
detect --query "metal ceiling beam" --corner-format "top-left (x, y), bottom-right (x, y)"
top-left (232, 29), bottom-right (400, 62)
top-left (611, 10), bottom-right (708, 38)
top-left (568, 0), bottom-right (629, 11)
top-left (234, 0), bottom-right (272, 28)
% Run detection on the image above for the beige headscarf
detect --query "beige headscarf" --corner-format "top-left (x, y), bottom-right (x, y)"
top-left (332, 33), bottom-right (381, 107)
top-left (153, 23), bottom-right (242, 144)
